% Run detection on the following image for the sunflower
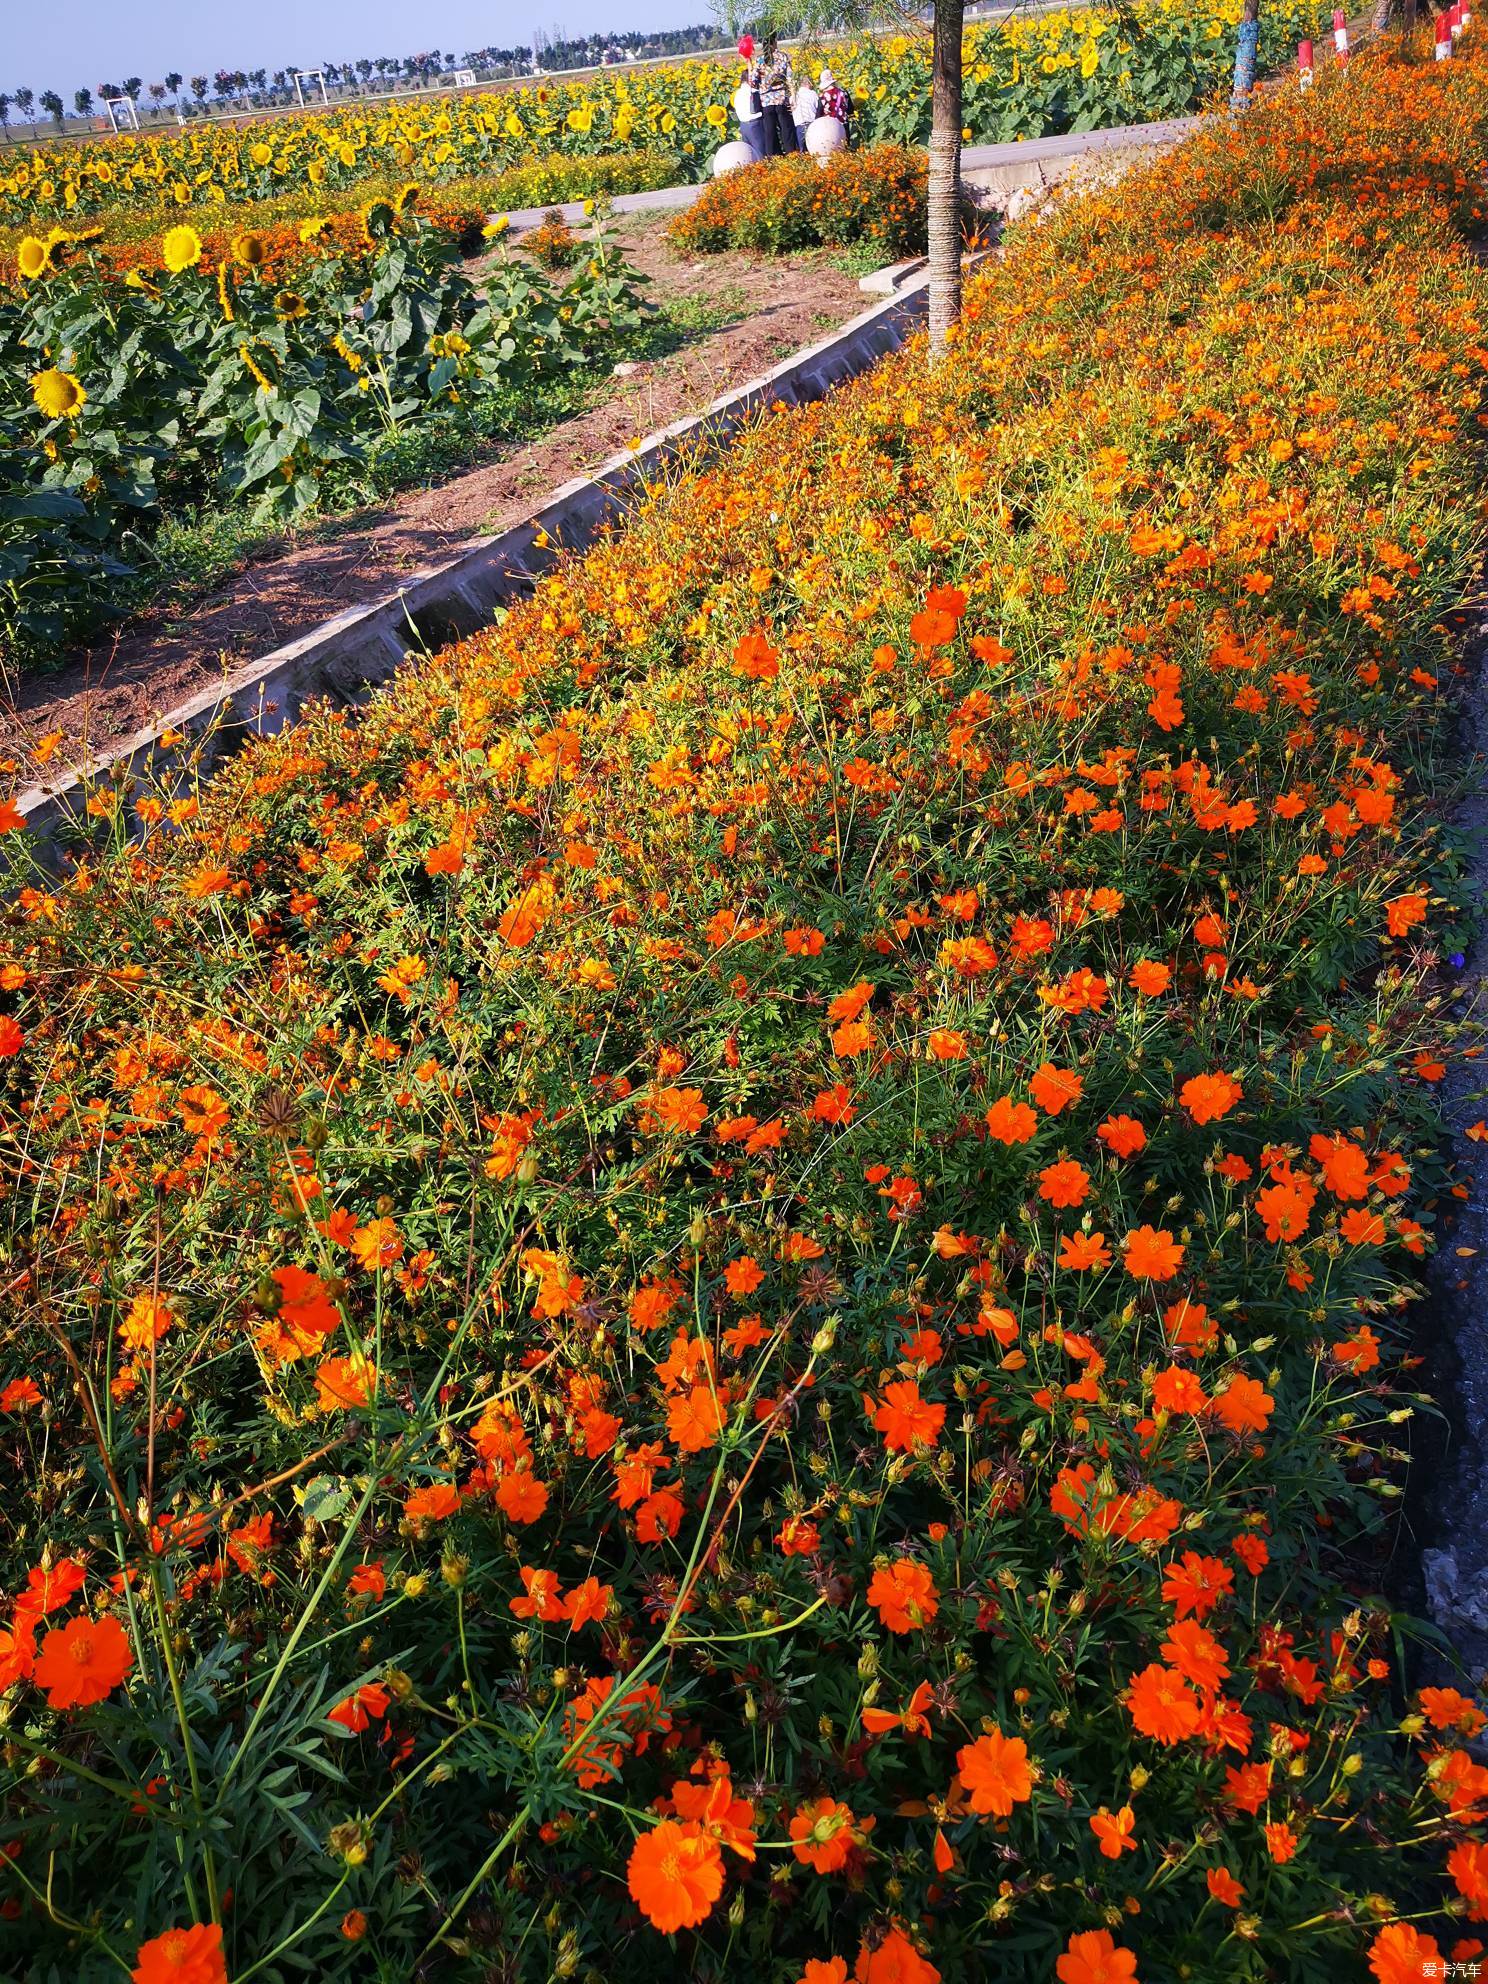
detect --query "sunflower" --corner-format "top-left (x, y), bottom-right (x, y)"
top-left (705, 103), bottom-right (728, 129)
top-left (31, 368), bottom-right (86, 420)
top-left (231, 232), bottom-right (267, 268)
top-left (274, 290), bottom-right (308, 320)
top-left (16, 236), bottom-right (50, 280)
top-left (393, 181), bottom-right (420, 213)
top-left (360, 198), bottom-right (397, 245)
top-left (298, 216), bottom-right (331, 244)
top-left (250, 141), bottom-right (273, 166)
top-left (161, 224), bottom-right (203, 273)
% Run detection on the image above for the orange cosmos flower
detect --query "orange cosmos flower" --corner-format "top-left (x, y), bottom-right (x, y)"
top-left (956, 1727), bottom-right (1033, 1815)
top-left (669, 1774), bottom-right (757, 1859)
top-left (1055, 1928), bottom-right (1138, 1984)
top-left (927, 1028), bottom-right (968, 1061)
top-left (869, 1378), bottom-right (945, 1452)
top-left (1151, 1366), bottom-right (1206, 1416)
top-left (790, 1796), bottom-right (871, 1872)
top-left (33, 1612), bottom-right (133, 1709)
top-left (1037, 1160), bottom-right (1091, 1209)
top-left (1263, 1821), bottom-right (1298, 1864)
top-left (797, 1962), bottom-right (849, 1984)
top-left (1127, 959), bottom-right (1171, 996)
top-left (350, 1218), bottom-right (403, 1271)
top-left (1162, 1619), bottom-right (1229, 1692)
top-left (867, 1559), bottom-right (939, 1633)
top-left (627, 1818), bottom-right (724, 1932)
top-left (1206, 1866), bottom-right (1244, 1907)
top-left (1029, 1062), bottom-right (1083, 1116)
top-left (1179, 1071), bottom-right (1242, 1125)
top-left (1384, 892), bottom-right (1428, 938)
top-left (178, 1085), bottom-right (229, 1143)
top-left (510, 1565), bottom-right (565, 1622)
top-left (2, 1620), bottom-right (39, 1696)
top-left (853, 1925), bottom-right (941, 1983)
top-left (1097, 1114), bottom-right (1147, 1158)
top-left (667, 1384), bottom-right (724, 1453)
top-left (1367, 1922), bottom-right (1443, 1984)
top-left (1209, 1373), bottom-right (1274, 1435)
top-left (1160, 1552), bottom-right (1233, 1620)
top-left (274, 1264), bottom-right (341, 1337)
top-left (862, 1680), bottom-right (935, 1739)
top-left (1223, 1760), bottom-right (1272, 1814)
top-left (1340, 1207), bottom-right (1387, 1247)
top-left (732, 630), bottom-right (780, 680)
top-left (651, 1086), bottom-right (708, 1133)
top-left (119, 1293), bottom-right (173, 1351)
top-left (1059, 1231), bottom-right (1113, 1272)
top-left (1126, 1661), bottom-right (1201, 1744)
top-left (1122, 1226), bottom-right (1184, 1280)
top-left (404, 1481), bottom-right (461, 1523)
top-left (1421, 1687), bottom-right (1488, 1739)
top-left (1089, 1805), bottom-right (1136, 1859)
top-left (724, 1254), bottom-right (765, 1295)
top-left (328, 1681), bottom-right (390, 1732)
top-left (131, 1923), bottom-right (228, 1984)
top-left (1449, 1838), bottom-right (1488, 1918)
top-left (562, 1577), bottom-right (613, 1631)
top-left (495, 1471), bottom-right (549, 1524)
top-left (985, 1095), bottom-right (1039, 1145)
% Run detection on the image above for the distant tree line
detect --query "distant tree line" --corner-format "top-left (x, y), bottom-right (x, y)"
top-left (0, 22), bottom-right (741, 135)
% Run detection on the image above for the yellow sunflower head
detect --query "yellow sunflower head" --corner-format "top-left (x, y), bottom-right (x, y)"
top-left (16, 236), bottom-right (50, 280)
top-left (393, 181), bottom-right (420, 213)
top-left (232, 232), bottom-right (267, 268)
top-left (31, 367), bottom-right (86, 420)
top-left (274, 289), bottom-right (308, 320)
top-left (161, 224), bottom-right (203, 273)
top-left (250, 141), bottom-right (273, 166)
top-left (298, 216), bottom-right (332, 244)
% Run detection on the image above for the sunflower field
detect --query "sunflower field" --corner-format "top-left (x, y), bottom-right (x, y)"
top-left (2, 29), bottom-right (1487, 1984)
top-left (0, 0), bottom-right (1329, 240)
top-left (0, 197), bottom-right (649, 654)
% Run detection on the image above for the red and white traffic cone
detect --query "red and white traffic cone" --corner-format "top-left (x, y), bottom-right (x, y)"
top-left (1298, 36), bottom-right (1315, 85)
top-left (1332, 8), bottom-right (1349, 61)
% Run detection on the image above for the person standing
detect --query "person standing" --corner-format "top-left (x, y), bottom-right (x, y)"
top-left (733, 68), bottom-right (765, 159)
top-left (817, 67), bottom-right (854, 145)
top-left (757, 35), bottom-right (797, 155)
top-left (792, 71), bottom-right (819, 150)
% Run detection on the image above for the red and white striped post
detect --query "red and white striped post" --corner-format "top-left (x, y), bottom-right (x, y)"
top-left (1298, 36), bottom-right (1315, 84)
top-left (1332, 8), bottom-right (1350, 61)
top-left (1452, 0), bottom-right (1466, 37)
top-left (1436, 6), bottom-right (1454, 55)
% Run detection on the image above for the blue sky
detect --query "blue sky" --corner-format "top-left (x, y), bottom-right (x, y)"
top-left (5, 0), bottom-right (713, 103)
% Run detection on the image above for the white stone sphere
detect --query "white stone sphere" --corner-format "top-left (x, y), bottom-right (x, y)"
top-left (712, 141), bottom-right (754, 176)
top-left (805, 115), bottom-right (846, 162)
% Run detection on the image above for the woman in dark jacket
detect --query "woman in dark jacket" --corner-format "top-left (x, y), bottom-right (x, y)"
top-left (755, 35), bottom-right (798, 154)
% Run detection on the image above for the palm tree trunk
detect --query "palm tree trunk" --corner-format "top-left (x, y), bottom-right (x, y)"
top-left (928, 0), bottom-right (964, 363)
top-left (1371, 0), bottom-right (1395, 33)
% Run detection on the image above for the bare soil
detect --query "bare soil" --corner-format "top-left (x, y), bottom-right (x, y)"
top-left (2, 216), bottom-right (868, 771)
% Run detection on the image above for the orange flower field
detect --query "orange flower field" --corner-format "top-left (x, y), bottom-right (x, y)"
top-left (2, 33), bottom-right (1488, 1984)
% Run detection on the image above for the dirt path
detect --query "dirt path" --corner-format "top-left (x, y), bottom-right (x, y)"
top-left (1, 218), bottom-right (868, 770)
